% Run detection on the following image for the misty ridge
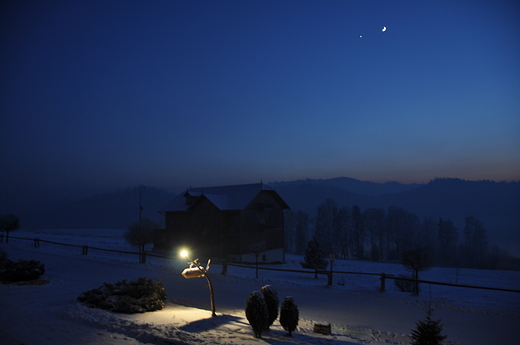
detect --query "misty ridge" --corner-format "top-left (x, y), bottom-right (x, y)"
top-left (9, 177), bottom-right (520, 260)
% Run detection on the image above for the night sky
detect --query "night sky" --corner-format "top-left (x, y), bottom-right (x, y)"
top-left (1, 1), bottom-right (519, 207)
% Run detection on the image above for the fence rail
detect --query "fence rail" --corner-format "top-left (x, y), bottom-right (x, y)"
top-left (3, 235), bottom-right (519, 294)
top-left (227, 264), bottom-right (520, 294)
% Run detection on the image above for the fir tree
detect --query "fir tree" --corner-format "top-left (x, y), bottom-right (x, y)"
top-left (410, 306), bottom-right (447, 345)
top-left (300, 236), bottom-right (328, 278)
top-left (260, 285), bottom-right (279, 330)
top-left (245, 291), bottom-right (269, 338)
top-left (280, 296), bottom-right (299, 336)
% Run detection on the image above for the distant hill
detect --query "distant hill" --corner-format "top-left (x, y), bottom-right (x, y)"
top-left (269, 177), bottom-right (419, 196)
top-left (21, 186), bottom-right (176, 229)
top-left (268, 177), bottom-right (520, 255)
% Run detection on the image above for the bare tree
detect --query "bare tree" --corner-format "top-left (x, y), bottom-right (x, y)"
top-left (402, 247), bottom-right (434, 295)
top-left (462, 216), bottom-right (488, 268)
top-left (125, 218), bottom-right (159, 258)
top-left (0, 214), bottom-right (20, 244)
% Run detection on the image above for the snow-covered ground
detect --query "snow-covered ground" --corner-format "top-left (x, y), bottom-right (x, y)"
top-left (1, 229), bottom-right (519, 345)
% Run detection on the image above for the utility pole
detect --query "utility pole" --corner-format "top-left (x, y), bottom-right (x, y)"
top-left (139, 187), bottom-right (143, 222)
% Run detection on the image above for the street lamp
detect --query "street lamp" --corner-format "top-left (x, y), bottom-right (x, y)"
top-left (180, 250), bottom-right (216, 317)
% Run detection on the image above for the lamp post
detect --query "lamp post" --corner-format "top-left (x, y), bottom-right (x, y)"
top-left (180, 250), bottom-right (216, 317)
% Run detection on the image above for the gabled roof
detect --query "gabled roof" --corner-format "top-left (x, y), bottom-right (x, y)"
top-left (161, 183), bottom-right (290, 212)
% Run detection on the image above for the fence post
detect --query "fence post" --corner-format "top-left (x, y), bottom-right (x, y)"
top-left (221, 262), bottom-right (228, 275)
top-left (327, 256), bottom-right (334, 286)
top-left (82, 245), bottom-right (88, 255)
top-left (380, 273), bottom-right (387, 292)
top-left (327, 271), bottom-right (333, 286)
top-left (0, 233), bottom-right (3, 243)
top-left (34, 238), bottom-right (40, 248)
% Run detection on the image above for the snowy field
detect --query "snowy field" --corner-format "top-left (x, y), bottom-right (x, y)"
top-left (1, 228), bottom-right (519, 345)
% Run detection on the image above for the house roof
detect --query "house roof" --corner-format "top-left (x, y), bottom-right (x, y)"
top-left (161, 183), bottom-right (290, 212)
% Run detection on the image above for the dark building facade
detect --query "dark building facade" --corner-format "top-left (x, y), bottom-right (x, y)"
top-left (157, 183), bottom-right (290, 263)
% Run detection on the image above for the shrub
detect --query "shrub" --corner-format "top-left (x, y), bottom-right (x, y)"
top-left (245, 291), bottom-right (269, 338)
top-left (0, 258), bottom-right (45, 282)
top-left (280, 296), bottom-right (299, 336)
top-left (394, 274), bottom-right (417, 293)
top-left (78, 277), bottom-right (167, 313)
top-left (260, 285), bottom-right (279, 329)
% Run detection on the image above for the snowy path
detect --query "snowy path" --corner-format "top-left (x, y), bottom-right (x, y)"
top-left (1, 235), bottom-right (519, 344)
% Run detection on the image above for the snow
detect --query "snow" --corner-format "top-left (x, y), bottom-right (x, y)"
top-left (1, 229), bottom-right (519, 345)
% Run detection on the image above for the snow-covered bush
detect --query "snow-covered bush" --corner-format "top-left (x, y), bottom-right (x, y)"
top-left (260, 285), bottom-right (279, 329)
top-left (78, 277), bottom-right (167, 313)
top-left (245, 291), bottom-right (269, 338)
top-left (0, 258), bottom-right (45, 282)
top-left (394, 274), bottom-right (416, 293)
top-left (280, 296), bottom-right (299, 336)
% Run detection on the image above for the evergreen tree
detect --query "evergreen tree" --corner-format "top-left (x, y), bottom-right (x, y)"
top-left (245, 291), bottom-right (269, 338)
top-left (437, 218), bottom-right (459, 266)
top-left (462, 216), bottom-right (488, 268)
top-left (363, 208), bottom-right (385, 261)
top-left (260, 285), bottom-right (279, 330)
top-left (351, 205), bottom-right (365, 259)
top-left (410, 306), bottom-right (447, 345)
top-left (280, 296), bottom-right (299, 336)
top-left (314, 198), bottom-right (337, 255)
top-left (295, 211), bottom-right (310, 255)
top-left (300, 236), bottom-right (328, 278)
top-left (333, 205), bottom-right (350, 259)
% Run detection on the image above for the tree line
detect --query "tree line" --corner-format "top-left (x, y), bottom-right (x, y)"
top-left (284, 199), bottom-right (519, 270)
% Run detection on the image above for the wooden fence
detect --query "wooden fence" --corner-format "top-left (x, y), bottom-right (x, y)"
top-left (3, 234), bottom-right (519, 294)
top-left (225, 264), bottom-right (520, 294)
top-left (4, 235), bottom-right (172, 263)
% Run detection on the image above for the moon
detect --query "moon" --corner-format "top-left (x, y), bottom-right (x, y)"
top-left (382, 26), bottom-right (387, 32)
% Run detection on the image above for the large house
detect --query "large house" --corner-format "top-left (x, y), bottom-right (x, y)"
top-left (156, 183), bottom-right (290, 263)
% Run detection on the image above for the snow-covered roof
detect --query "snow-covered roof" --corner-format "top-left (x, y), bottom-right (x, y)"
top-left (161, 183), bottom-right (289, 212)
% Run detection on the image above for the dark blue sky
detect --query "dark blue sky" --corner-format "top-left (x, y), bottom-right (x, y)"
top-left (1, 0), bottom-right (519, 204)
